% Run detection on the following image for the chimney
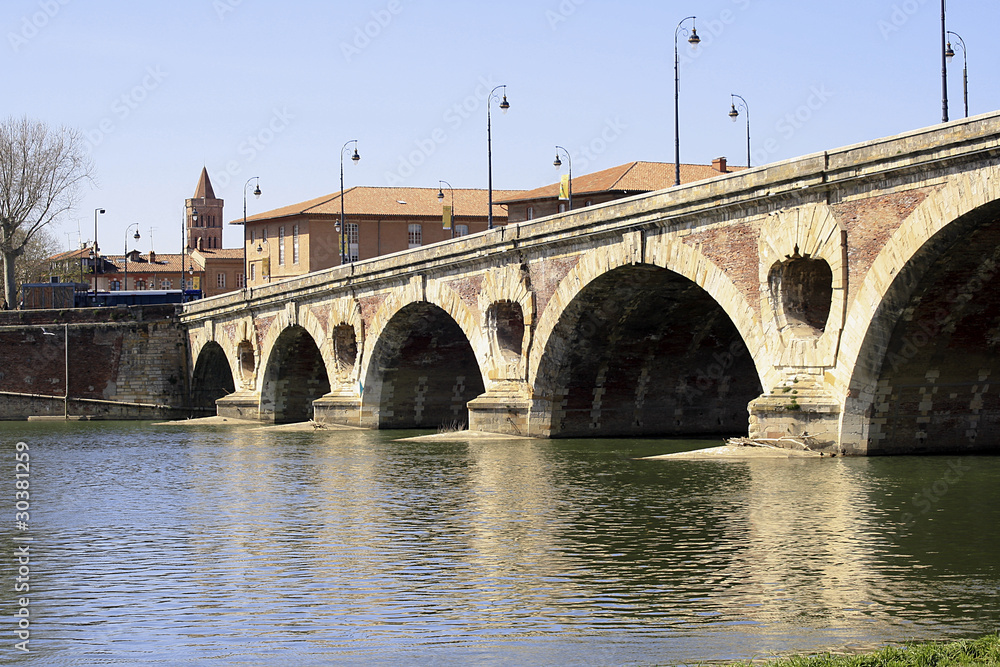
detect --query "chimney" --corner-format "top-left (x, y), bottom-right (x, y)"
top-left (149, 250), bottom-right (156, 263)
top-left (712, 157), bottom-right (728, 173)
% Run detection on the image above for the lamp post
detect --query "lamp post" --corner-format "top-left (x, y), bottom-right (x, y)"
top-left (553, 146), bottom-right (573, 211)
top-left (437, 180), bottom-right (455, 239)
top-left (92, 207), bottom-right (104, 295)
top-left (338, 140), bottom-right (360, 265)
top-left (674, 17), bottom-right (700, 186)
top-left (728, 94), bottom-right (751, 168)
top-left (124, 223), bottom-right (140, 291)
top-left (945, 31), bottom-right (968, 118)
top-left (487, 84), bottom-right (510, 230)
top-left (940, 0), bottom-right (948, 122)
top-left (243, 176), bottom-right (261, 295)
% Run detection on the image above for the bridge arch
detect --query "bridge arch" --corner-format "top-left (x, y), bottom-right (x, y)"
top-left (191, 341), bottom-right (235, 410)
top-left (259, 324), bottom-right (330, 423)
top-left (529, 238), bottom-right (764, 438)
top-left (839, 165), bottom-right (1000, 453)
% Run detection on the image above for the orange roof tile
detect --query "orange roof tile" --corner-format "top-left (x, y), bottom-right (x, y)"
top-left (235, 186), bottom-right (526, 225)
top-left (497, 161), bottom-right (745, 204)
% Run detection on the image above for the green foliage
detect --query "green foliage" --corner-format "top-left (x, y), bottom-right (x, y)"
top-left (722, 634), bottom-right (1000, 667)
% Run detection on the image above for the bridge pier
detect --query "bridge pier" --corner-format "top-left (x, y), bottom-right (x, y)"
top-left (313, 389), bottom-right (364, 428)
top-left (467, 382), bottom-right (533, 437)
top-left (748, 376), bottom-right (843, 453)
top-left (216, 391), bottom-right (262, 421)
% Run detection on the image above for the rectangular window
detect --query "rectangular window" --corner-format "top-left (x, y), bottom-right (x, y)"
top-left (408, 223), bottom-right (422, 248)
top-left (278, 226), bottom-right (285, 265)
top-left (455, 224), bottom-right (469, 237)
top-left (250, 263), bottom-right (256, 282)
top-left (217, 273), bottom-right (226, 288)
top-left (347, 222), bottom-right (359, 261)
top-left (292, 224), bottom-right (300, 264)
top-left (250, 228), bottom-right (255, 243)
top-left (236, 273), bottom-right (245, 288)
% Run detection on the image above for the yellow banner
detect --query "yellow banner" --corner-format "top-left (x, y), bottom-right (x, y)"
top-left (262, 258), bottom-right (270, 276)
top-left (442, 205), bottom-right (452, 230)
top-left (558, 174), bottom-right (570, 200)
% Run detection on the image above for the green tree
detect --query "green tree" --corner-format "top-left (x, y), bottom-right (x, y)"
top-left (0, 116), bottom-right (94, 308)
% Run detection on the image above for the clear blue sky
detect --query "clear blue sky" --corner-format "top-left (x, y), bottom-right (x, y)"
top-left (6, 0), bottom-right (998, 254)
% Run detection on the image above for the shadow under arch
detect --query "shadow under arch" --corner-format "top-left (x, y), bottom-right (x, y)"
top-left (846, 200), bottom-right (1000, 454)
top-left (260, 325), bottom-right (331, 424)
top-left (534, 264), bottom-right (762, 438)
top-left (191, 341), bottom-right (235, 411)
top-left (363, 302), bottom-right (485, 429)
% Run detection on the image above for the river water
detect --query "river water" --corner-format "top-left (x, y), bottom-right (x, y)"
top-left (1, 420), bottom-right (998, 665)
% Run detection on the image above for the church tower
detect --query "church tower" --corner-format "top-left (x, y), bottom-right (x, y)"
top-left (185, 167), bottom-right (224, 250)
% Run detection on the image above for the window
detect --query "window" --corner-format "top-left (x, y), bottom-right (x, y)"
top-left (217, 273), bottom-right (226, 288)
top-left (527, 206), bottom-right (534, 220)
top-left (408, 224), bottom-right (422, 248)
top-left (250, 228), bottom-right (255, 243)
top-left (236, 273), bottom-right (245, 288)
top-left (160, 278), bottom-right (172, 289)
top-left (250, 263), bottom-right (256, 282)
top-left (278, 226), bottom-right (285, 265)
top-left (558, 203), bottom-right (566, 213)
top-left (585, 200), bottom-right (593, 207)
top-left (347, 222), bottom-right (359, 261)
top-left (135, 279), bottom-right (146, 290)
top-left (455, 224), bottom-right (469, 237)
top-left (292, 224), bottom-right (299, 264)
top-left (110, 280), bottom-right (121, 291)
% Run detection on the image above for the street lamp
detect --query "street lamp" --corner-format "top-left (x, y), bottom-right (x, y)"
top-left (92, 207), bottom-right (104, 295)
top-left (940, 0), bottom-right (948, 122)
top-left (124, 223), bottom-right (140, 291)
top-left (487, 84), bottom-right (510, 230)
top-left (339, 140), bottom-right (360, 265)
top-left (553, 146), bottom-right (573, 211)
top-left (945, 31), bottom-right (968, 118)
top-left (437, 180), bottom-right (455, 239)
top-left (243, 176), bottom-right (261, 294)
top-left (728, 94), bottom-right (751, 168)
top-left (674, 16), bottom-right (700, 186)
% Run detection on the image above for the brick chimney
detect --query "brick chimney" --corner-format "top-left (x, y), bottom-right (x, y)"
top-left (712, 157), bottom-right (728, 173)
top-left (149, 250), bottom-right (156, 263)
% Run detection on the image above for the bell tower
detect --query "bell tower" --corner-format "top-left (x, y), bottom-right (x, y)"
top-left (185, 167), bottom-right (224, 250)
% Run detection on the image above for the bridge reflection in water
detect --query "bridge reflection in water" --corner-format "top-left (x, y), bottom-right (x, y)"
top-left (20, 423), bottom-right (1000, 663)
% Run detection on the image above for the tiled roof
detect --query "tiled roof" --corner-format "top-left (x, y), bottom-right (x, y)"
top-left (193, 167), bottom-right (217, 200)
top-left (105, 253), bottom-right (203, 274)
top-left (47, 247), bottom-right (92, 262)
top-left (237, 186), bottom-right (526, 225)
top-left (497, 161), bottom-right (745, 203)
top-left (192, 247), bottom-right (243, 260)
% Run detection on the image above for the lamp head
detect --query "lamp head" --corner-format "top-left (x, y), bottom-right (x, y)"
top-left (499, 93), bottom-right (510, 114)
top-left (192, 207), bottom-right (199, 222)
top-left (133, 230), bottom-right (141, 240)
top-left (351, 147), bottom-right (360, 164)
top-left (688, 27), bottom-right (700, 47)
top-left (253, 184), bottom-right (262, 198)
top-left (945, 42), bottom-right (955, 62)
top-left (553, 153), bottom-right (562, 168)
top-left (437, 188), bottom-right (444, 201)
top-left (729, 103), bottom-right (739, 121)
top-left (334, 221), bottom-right (341, 233)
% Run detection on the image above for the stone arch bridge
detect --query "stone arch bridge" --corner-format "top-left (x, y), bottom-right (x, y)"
top-left (181, 113), bottom-right (1000, 455)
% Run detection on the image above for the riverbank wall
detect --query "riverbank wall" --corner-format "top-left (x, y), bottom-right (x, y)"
top-left (0, 306), bottom-right (199, 420)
